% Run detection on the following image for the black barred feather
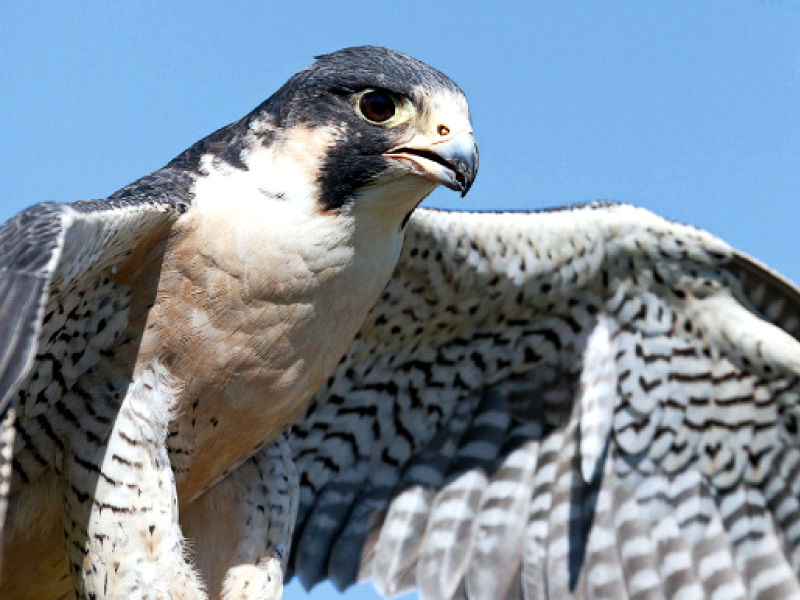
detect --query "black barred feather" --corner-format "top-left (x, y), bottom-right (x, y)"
top-left (288, 204), bottom-right (800, 600)
top-left (2, 197), bottom-right (799, 599)
top-left (0, 190), bottom-right (187, 571)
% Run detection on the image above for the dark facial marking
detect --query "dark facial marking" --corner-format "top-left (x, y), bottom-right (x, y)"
top-left (161, 46), bottom-right (466, 211)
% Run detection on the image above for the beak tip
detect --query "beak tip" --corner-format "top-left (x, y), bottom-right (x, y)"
top-left (458, 175), bottom-right (473, 197)
top-left (451, 140), bottom-right (478, 198)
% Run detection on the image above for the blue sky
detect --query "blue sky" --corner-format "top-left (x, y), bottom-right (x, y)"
top-left (1, 3), bottom-right (799, 599)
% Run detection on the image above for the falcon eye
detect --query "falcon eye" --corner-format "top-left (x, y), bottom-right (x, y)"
top-left (358, 90), bottom-right (397, 123)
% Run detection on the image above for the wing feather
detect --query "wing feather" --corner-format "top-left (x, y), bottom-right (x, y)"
top-left (0, 170), bottom-right (190, 559)
top-left (288, 204), bottom-right (800, 599)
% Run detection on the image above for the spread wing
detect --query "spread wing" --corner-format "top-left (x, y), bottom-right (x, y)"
top-left (288, 204), bottom-right (800, 600)
top-left (0, 169), bottom-right (192, 546)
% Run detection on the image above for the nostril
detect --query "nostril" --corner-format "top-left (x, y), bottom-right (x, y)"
top-left (437, 124), bottom-right (450, 137)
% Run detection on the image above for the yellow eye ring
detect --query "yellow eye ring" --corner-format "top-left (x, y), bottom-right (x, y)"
top-left (355, 89), bottom-right (414, 127)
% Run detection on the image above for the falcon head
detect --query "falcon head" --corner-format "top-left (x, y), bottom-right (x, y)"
top-left (171, 46), bottom-right (477, 220)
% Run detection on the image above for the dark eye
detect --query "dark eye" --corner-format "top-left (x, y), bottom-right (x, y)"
top-left (359, 90), bottom-right (396, 123)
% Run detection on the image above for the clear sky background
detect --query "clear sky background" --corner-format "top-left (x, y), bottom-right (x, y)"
top-left (1, 3), bottom-right (799, 599)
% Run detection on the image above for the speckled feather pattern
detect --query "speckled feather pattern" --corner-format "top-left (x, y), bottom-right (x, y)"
top-left (0, 191), bottom-right (188, 582)
top-left (288, 205), bottom-right (800, 600)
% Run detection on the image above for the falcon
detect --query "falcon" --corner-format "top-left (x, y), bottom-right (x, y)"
top-left (2, 52), bottom-right (799, 600)
top-left (0, 46), bottom-right (477, 599)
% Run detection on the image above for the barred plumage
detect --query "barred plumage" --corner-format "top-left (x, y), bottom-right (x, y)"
top-left (289, 204), bottom-right (800, 600)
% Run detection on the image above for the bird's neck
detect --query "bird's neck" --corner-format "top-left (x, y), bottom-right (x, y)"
top-left (122, 160), bottom-right (414, 500)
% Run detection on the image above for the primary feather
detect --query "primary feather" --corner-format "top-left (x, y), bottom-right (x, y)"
top-left (289, 204), bottom-right (800, 600)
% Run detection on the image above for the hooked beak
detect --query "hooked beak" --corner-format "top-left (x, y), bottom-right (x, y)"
top-left (384, 129), bottom-right (478, 197)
